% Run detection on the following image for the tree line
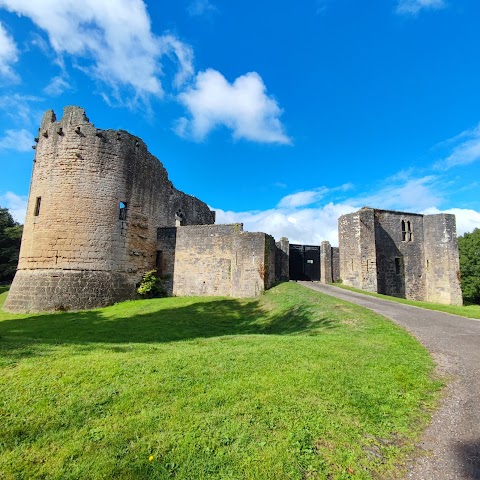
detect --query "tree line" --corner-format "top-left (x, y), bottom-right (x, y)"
top-left (0, 207), bottom-right (23, 284)
top-left (0, 206), bottom-right (479, 303)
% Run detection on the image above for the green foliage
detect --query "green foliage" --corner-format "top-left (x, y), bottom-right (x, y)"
top-left (0, 283), bottom-right (441, 479)
top-left (0, 207), bottom-right (22, 283)
top-left (137, 269), bottom-right (166, 298)
top-left (458, 228), bottom-right (480, 304)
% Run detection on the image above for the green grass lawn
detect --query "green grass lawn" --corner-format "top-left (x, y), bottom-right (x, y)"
top-left (0, 283), bottom-right (441, 479)
top-left (334, 283), bottom-right (480, 320)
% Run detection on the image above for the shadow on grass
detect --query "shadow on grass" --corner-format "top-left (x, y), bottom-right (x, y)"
top-left (0, 297), bottom-right (337, 362)
top-left (0, 285), bottom-right (9, 295)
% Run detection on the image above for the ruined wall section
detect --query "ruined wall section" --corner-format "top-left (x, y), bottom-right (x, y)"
top-left (331, 247), bottom-right (340, 282)
top-left (275, 237), bottom-right (290, 282)
top-left (374, 210), bottom-right (425, 300)
top-left (320, 241), bottom-right (333, 284)
top-left (157, 224), bottom-right (272, 298)
top-left (339, 208), bottom-right (377, 291)
top-left (423, 214), bottom-right (463, 306)
top-left (5, 106), bottom-right (214, 312)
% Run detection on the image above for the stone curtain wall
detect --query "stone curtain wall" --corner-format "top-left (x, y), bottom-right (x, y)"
top-left (424, 214), bottom-right (463, 305)
top-left (157, 224), bottom-right (278, 298)
top-left (5, 106), bottom-right (214, 312)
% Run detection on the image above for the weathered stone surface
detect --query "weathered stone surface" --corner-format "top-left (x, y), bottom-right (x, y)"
top-left (5, 106), bottom-right (215, 312)
top-left (338, 207), bottom-right (463, 306)
top-left (157, 224), bottom-right (279, 298)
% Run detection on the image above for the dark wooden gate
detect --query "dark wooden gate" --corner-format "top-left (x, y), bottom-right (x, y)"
top-left (289, 244), bottom-right (320, 281)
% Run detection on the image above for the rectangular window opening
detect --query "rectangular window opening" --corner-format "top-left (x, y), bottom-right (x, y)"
top-left (394, 257), bottom-right (401, 275)
top-left (156, 250), bottom-right (162, 275)
top-left (34, 196), bottom-right (41, 216)
top-left (119, 201), bottom-right (127, 221)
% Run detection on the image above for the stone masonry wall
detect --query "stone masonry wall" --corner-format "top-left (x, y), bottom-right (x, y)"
top-left (5, 106), bottom-right (214, 312)
top-left (320, 241), bottom-right (333, 284)
top-left (275, 237), bottom-right (290, 282)
top-left (423, 214), bottom-right (463, 305)
top-left (339, 208), bottom-right (377, 291)
top-left (157, 224), bottom-right (275, 298)
top-left (374, 210), bottom-right (426, 300)
top-left (331, 247), bottom-right (340, 282)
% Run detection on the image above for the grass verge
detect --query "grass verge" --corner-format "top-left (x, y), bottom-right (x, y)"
top-left (0, 282), bottom-right (441, 479)
top-left (333, 283), bottom-right (480, 320)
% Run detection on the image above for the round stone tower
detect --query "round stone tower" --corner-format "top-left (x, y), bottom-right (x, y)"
top-left (4, 106), bottom-right (214, 312)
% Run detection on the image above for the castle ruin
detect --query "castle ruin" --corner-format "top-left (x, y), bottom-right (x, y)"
top-left (4, 107), bottom-right (463, 312)
top-left (4, 107), bottom-right (287, 312)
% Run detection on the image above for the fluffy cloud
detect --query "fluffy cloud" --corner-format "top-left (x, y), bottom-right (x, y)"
top-left (0, 21), bottom-right (18, 81)
top-left (214, 201), bottom-right (356, 246)
top-left (0, 128), bottom-right (33, 151)
top-left (396, 0), bottom-right (446, 15)
top-left (0, 191), bottom-right (28, 222)
top-left (176, 69), bottom-right (291, 144)
top-left (0, 0), bottom-right (193, 100)
top-left (434, 123), bottom-right (480, 170)
top-left (277, 189), bottom-right (328, 208)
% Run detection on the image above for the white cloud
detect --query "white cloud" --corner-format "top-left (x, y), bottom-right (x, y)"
top-left (434, 123), bottom-right (480, 170)
top-left (0, 21), bottom-right (18, 82)
top-left (43, 75), bottom-right (72, 96)
top-left (0, 93), bottom-right (43, 125)
top-left (0, 191), bottom-right (27, 222)
top-left (0, 128), bottom-right (33, 151)
top-left (351, 175), bottom-right (442, 212)
top-left (176, 69), bottom-right (291, 144)
top-left (214, 202), bottom-right (356, 246)
top-left (278, 188), bottom-right (328, 208)
top-left (422, 207), bottom-right (480, 236)
top-left (396, 0), bottom-right (446, 15)
top-left (187, 0), bottom-right (217, 17)
top-left (0, 0), bottom-right (193, 101)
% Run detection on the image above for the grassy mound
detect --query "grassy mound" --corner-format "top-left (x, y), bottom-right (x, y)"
top-left (0, 282), bottom-right (440, 479)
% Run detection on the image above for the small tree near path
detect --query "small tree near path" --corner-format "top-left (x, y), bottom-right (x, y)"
top-left (0, 207), bottom-right (22, 284)
top-left (458, 228), bottom-right (480, 304)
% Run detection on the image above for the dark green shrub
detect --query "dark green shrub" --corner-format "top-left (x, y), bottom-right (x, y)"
top-left (137, 270), bottom-right (167, 298)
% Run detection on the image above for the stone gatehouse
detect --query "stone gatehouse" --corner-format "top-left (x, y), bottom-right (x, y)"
top-left (338, 207), bottom-right (463, 305)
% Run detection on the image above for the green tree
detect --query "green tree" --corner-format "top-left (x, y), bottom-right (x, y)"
top-left (0, 207), bottom-right (23, 283)
top-left (458, 228), bottom-right (480, 304)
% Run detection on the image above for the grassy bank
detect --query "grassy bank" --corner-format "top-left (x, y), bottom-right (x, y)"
top-left (334, 283), bottom-right (480, 320)
top-left (0, 283), bottom-right (440, 479)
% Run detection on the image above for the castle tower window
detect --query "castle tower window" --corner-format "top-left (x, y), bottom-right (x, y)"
top-left (34, 197), bottom-right (41, 216)
top-left (119, 202), bottom-right (127, 221)
top-left (407, 221), bottom-right (413, 241)
top-left (401, 220), bottom-right (407, 241)
top-left (394, 257), bottom-right (401, 275)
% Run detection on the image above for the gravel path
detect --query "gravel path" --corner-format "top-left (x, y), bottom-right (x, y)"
top-left (299, 282), bottom-right (480, 480)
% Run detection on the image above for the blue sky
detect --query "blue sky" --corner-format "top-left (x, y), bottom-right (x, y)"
top-left (1, 0), bottom-right (480, 245)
